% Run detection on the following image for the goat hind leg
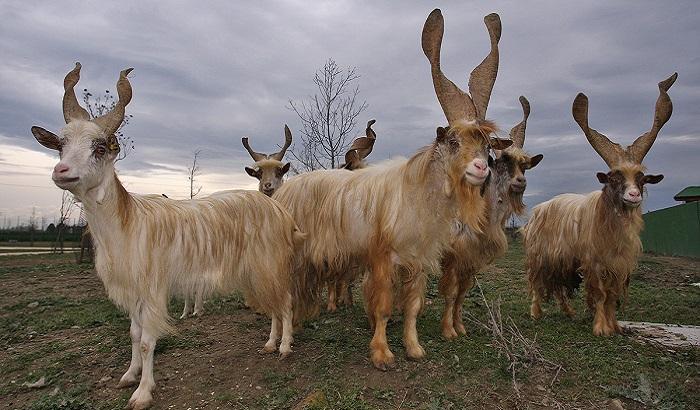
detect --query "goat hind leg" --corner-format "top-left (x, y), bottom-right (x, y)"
top-left (403, 274), bottom-right (426, 360)
top-left (278, 297), bottom-right (295, 359)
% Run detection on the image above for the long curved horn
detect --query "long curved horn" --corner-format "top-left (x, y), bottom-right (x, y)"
top-left (572, 93), bottom-right (626, 167)
top-left (341, 120), bottom-right (377, 170)
top-left (270, 125), bottom-right (293, 161)
top-left (62, 62), bottom-right (90, 123)
top-left (241, 137), bottom-right (267, 162)
top-left (93, 68), bottom-right (133, 137)
top-left (508, 96), bottom-right (530, 148)
top-left (422, 9), bottom-right (477, 124)
top-left (468, 13), bottom-right (501, 120)
top-left (627, 72), bottom-right (677, 164)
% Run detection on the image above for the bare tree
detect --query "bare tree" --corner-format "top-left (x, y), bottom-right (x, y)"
top-left (288, 58), bottom-right (368, 171)
top-left (82, 88), bottom-right (135, 162)
top-left (53, 191), bottom-right (76, 254)
top-left (188, 149), bottom-right (203, 199)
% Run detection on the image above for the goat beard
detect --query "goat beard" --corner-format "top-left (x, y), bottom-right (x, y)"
top-left (454, 181), bottom-right (486, 234)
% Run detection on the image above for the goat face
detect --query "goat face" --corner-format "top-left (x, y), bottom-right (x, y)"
top-left (495, 148), bottom-right (543, 195)
top-left (597, 164), bottom-right (663, 209)
top-left (245, 159), bottom-right (290, 197)
top-left (32, 120), bottom-right (119, 196)
top-left (437, 120), bottom-right (510, 187)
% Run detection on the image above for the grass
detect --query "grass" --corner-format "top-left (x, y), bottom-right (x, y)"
top-left (0, 243), bottom-right (697, 409)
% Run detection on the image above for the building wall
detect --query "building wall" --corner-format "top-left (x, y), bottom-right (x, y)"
top-left (641, 202), bottom-right (700, 258)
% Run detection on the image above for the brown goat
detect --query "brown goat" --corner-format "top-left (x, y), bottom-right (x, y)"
top-left (523, 73), bottom-right (676, 336)
top-left (439, 96), bottom-right (543, 339)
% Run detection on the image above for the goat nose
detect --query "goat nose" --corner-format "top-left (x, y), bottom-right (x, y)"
top-left (54, 163), bottom-right (70, 174)
top-left (473, 159), bottom-right (487, 172)
top-left (264, 182), bottom-right (272, 188)
top-left (516, 176), bottom-right (526, 184)
top-left (629, 189), bottom-right (641, 198)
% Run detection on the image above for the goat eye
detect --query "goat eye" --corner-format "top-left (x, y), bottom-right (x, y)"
top-left (94, 146), bottom-right (107, 157)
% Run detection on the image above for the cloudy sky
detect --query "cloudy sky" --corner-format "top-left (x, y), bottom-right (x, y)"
top-left (1, 0), bottom-right (698, 226)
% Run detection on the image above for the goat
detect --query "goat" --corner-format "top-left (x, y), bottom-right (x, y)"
top-left (273, 9), bottom-right (510, 370)
top-left (242, 126), bottom-right (292, 196)
top-left (179, 125), bottom-right (293, 319)
top-left (439, 96), bottom-right (543, 339)
top-left (326, 119), bottom-right (378, 312)
top-left (522, 73), bottom-right (676, 336)
top-left (31, 63), bottom-right (307, 409)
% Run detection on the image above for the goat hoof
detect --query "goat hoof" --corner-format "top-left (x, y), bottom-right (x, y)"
top-left (442, 327), bottom-right (458, 340)
top-left (117, 374), bottom-right (139, 389)
top-left (454, 322), bottom-right (467, 335)
top-left (126, 388), bottom-right (153, 409)
top-left (259, 345), bottom-right (277, 354)
top-left (326, 303), bottom-right (337, 312)
top-left (370, 349), bottom-right (395, 371)
top-left (279, 350), bottom-right (292, 360)
top-left (406, 345), bottom-right (426, 361)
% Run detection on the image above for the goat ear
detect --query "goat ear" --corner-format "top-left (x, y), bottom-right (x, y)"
top-left (31, 126), bottom-right (61, 150)
top-left (643, 174), bottom-right (664, 184)
top-left (490, 137), bottom-right (513, 150)
top-left (280, 162), bottom-right (291, 175)
top-left (245, 166), bottom-right (260, 179)
top-left (436, 126), bottom-right (449, 144)
top-left (528, 154), bottom-right (543, 169)
top-left (596, 172), bottom-right (609, 184)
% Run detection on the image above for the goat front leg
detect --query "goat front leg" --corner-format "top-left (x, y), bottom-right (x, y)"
top-left (452, 271), bottom-right (475, 336)
top-left (605, 292), bottom-right (622, 334)
top-left (438, 262), bottom-right (459, 340)
top-left (365, 252), bottom-right (395, 370)
top-left (528, 269), bottom-right (544, 320)
top-left (403, 272), bottom-right (426, 360)
top-left (118, 318), bottom-right (142, 388)
top-left (127, 328), bottom-right (157, 410)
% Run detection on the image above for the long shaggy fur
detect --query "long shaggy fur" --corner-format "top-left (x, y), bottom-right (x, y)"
top-left (523, 165), bottom-right (645, 335)
top-left (85, 178), bottom-right (306, 337)
top-left (274, 122), bottom-right (494, 368)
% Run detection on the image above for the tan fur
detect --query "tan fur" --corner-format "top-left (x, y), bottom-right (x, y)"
top-left (274, 122), bottom-right (494, 369)
top-left (523, 163), bottom-right (645, 335)
top-left (439, 146), bottom-right (536, 339)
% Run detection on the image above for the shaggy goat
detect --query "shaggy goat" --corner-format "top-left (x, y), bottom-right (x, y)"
top-left (273, 9), bottom-right (510, 370)
top-left (439, 96), bottom-right (543, 339)
top-left (32, 63), bottom-right (306, 409)
top-left (522, 73), bottom-right (676, 336)
top-left (180, 125), bottom-right (293, 319)
top-left (326, 119), bottom-right (378, 312)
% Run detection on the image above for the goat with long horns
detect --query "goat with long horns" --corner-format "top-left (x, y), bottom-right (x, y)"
top-left (242, 125), bottom-right (293, 196)
top-left (522, 73), bottom-right (676, 336)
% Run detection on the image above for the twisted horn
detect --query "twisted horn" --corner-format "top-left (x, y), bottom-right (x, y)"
top-left (468, 13), bottom-right (501, 120)
top-left (270, 124), bottom-right (293, 161)
top-left (93, 68), bottom-right (133, 137)
top-left (572, 93), bottom-right (626, 167)
top-left (422, 9), bottom-right (477, 124)
top-left (241, 137), bottom-right (267, 162)
top-left (341, 120), bottom-right (377, 170)
top-left (62, 62), bottom-right (90, 123)
top-left (627, 72), bottom-right (677, 164)
top-left (508, 96), bottom-right (530, 148)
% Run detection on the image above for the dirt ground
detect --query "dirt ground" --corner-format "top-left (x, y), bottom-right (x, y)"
top-left (1, 244), bottom-right (698, 409)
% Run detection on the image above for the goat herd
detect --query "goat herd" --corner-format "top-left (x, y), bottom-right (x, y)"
top-left (29, 9), bottom-right (676, 409)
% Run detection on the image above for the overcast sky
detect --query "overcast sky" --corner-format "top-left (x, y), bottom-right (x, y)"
top-left (1, 0), bottom-right (698, 226)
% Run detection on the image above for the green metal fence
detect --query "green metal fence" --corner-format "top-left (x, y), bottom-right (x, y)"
top-left (641, 201), bottom-right (700, 258)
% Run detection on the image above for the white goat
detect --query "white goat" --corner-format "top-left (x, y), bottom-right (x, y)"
top-left (31, 63), bottom-right (307, 409)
